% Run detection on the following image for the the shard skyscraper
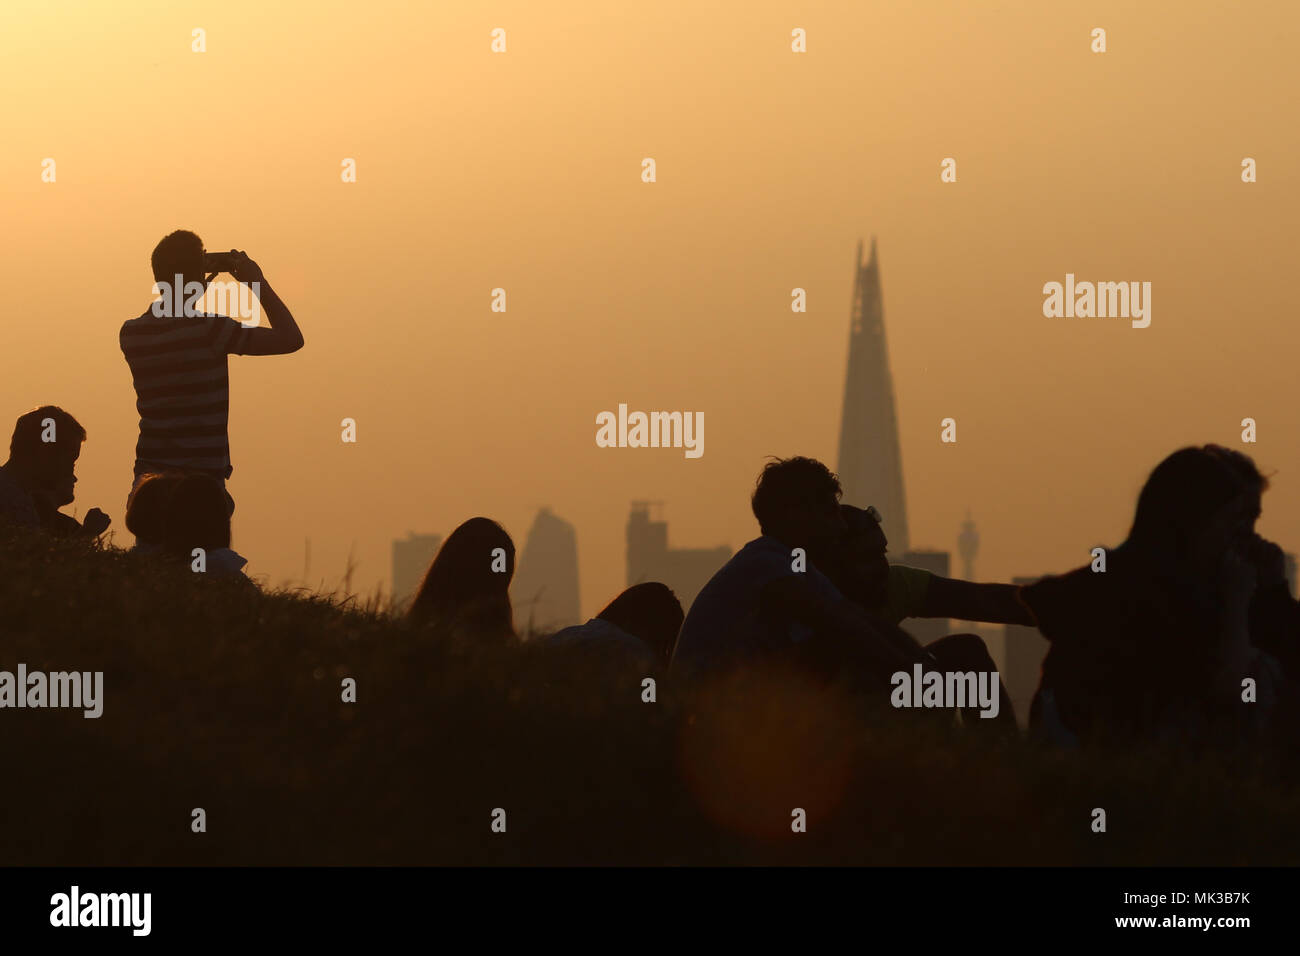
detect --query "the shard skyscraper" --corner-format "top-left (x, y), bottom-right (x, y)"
top-left (836, 237), bottom-right (910, 552)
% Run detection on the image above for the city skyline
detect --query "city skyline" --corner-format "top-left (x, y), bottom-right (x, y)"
top-left (5, 2), bottom-right (1296, 619)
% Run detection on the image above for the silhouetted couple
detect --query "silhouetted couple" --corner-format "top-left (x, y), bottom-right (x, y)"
top-left (1023, 444), bottom-right (1298, 750)
top-left (407, 516), bottom-right (682, 665)
top-left (671, 456), bottom-right (1024, 737)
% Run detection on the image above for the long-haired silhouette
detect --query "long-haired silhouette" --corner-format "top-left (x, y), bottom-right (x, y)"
top-left (408, 517), bottom-right (516, 643)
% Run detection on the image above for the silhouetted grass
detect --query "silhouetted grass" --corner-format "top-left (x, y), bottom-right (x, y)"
top-left (1, 528), bottom-right (1297, 865)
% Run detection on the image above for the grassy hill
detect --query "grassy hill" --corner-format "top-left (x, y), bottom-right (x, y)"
top-left (2, 528), bottom-right (1298, 865)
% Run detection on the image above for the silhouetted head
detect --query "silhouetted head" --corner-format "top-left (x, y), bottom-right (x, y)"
top-left (821, 504), bottom-right (891, 606)
top-left (751, 456), bottom-right (846, 553)
top-left (1126, 445), bottom-right (1267, 578)
top-left (151, 230), bottom-right (208, 311)
top-left (125, 471), bottom-right (185, 546)
top-left (6, 405), bottom-right (87, 507)
top-left (409, 517), bottom-right (516, 640)
top-left (163, 473), bottom-right (232, 555)
top-left (596, 582), bottom-right (684, 666)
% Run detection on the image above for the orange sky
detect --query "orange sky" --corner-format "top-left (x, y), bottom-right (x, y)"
top-left (2, 0), bottom-right (1297, 617)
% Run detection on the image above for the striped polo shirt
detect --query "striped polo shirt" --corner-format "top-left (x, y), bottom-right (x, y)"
top-left (120, 309), bottom-right (253, 479)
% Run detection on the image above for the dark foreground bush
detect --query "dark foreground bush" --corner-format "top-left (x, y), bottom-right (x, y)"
top-left (1, 529), bottom-right (1298, 865)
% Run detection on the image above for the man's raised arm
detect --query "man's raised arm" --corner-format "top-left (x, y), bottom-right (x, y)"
top-left (228, 250), bottom-right (304, 356)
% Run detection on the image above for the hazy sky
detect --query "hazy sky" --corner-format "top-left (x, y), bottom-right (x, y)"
top-left (2, 0), bottom-right (1297, 616)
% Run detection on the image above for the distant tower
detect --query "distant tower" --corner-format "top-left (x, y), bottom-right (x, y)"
top-left (511, 507), bottom-right (581, 636)
top-left (836, 237), bottom-right (909, 551)
top-left (957, 511), bottom-right (979, 581)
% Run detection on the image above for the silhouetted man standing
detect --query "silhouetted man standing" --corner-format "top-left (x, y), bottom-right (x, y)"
top-left (120, 230), bottom-right (304, 515)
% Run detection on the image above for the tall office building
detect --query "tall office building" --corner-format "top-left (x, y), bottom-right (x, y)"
top-left (626, 501), bottom-right (731, 614)
top-left (836, 237), bottom-right (909, 552)
top-left (391, 532), bottom-right (443, 615)
top-left (957, 512), bottom-right (979, 581)
top-left (511, 507), bottom-right (581, 636)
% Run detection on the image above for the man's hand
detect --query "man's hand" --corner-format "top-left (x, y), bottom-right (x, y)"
top-left (227, 250), bottom-right (265, 286)
top-left (82, 508), bottom-right (111, 537)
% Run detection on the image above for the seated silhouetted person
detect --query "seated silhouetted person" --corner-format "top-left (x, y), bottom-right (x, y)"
top-left (546, 582), bottom-right (685, 667)
top-left (1022, 445), bottom-right (1285, 749)
top-left (816, 503), bottom-right (1019, 735)
top-left (408, 517), bottom-right (517, 644)
top-left (125, 471), bottom-right (185, 553)
top-left (0, 406), bottom-right (110, 538)
top-left (670, 456), bottom-right (923, 685)
top-left (162, 473), bottom-right (249, 577)
top-left (820, 504), bottom-right (1033, 627)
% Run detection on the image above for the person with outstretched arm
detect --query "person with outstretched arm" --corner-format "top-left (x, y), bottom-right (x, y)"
top-left (819, 504), bottom-right (1036, 629)
top-left (812, 504), bottom-right (1023, 735)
